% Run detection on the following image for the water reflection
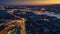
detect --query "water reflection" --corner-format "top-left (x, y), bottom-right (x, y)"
top-left (42, 12), bottom-right (60, 19)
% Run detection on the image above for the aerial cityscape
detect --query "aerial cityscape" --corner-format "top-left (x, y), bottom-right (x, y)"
top-left (0, 0), bottom-right (60, 34)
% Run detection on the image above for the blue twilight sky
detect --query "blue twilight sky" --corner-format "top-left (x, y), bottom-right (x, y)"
top-left (0, 0), bottom-right (60, 5)
top-left (0, 0), bottom-right (44, 2)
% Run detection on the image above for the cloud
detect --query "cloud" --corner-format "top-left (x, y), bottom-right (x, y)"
top-left (5, 1), bottom-right (60, 5)
top-left (0, 0), bottom-right (48, 2)
top-left (0, 0), bottom-right (60, 5)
